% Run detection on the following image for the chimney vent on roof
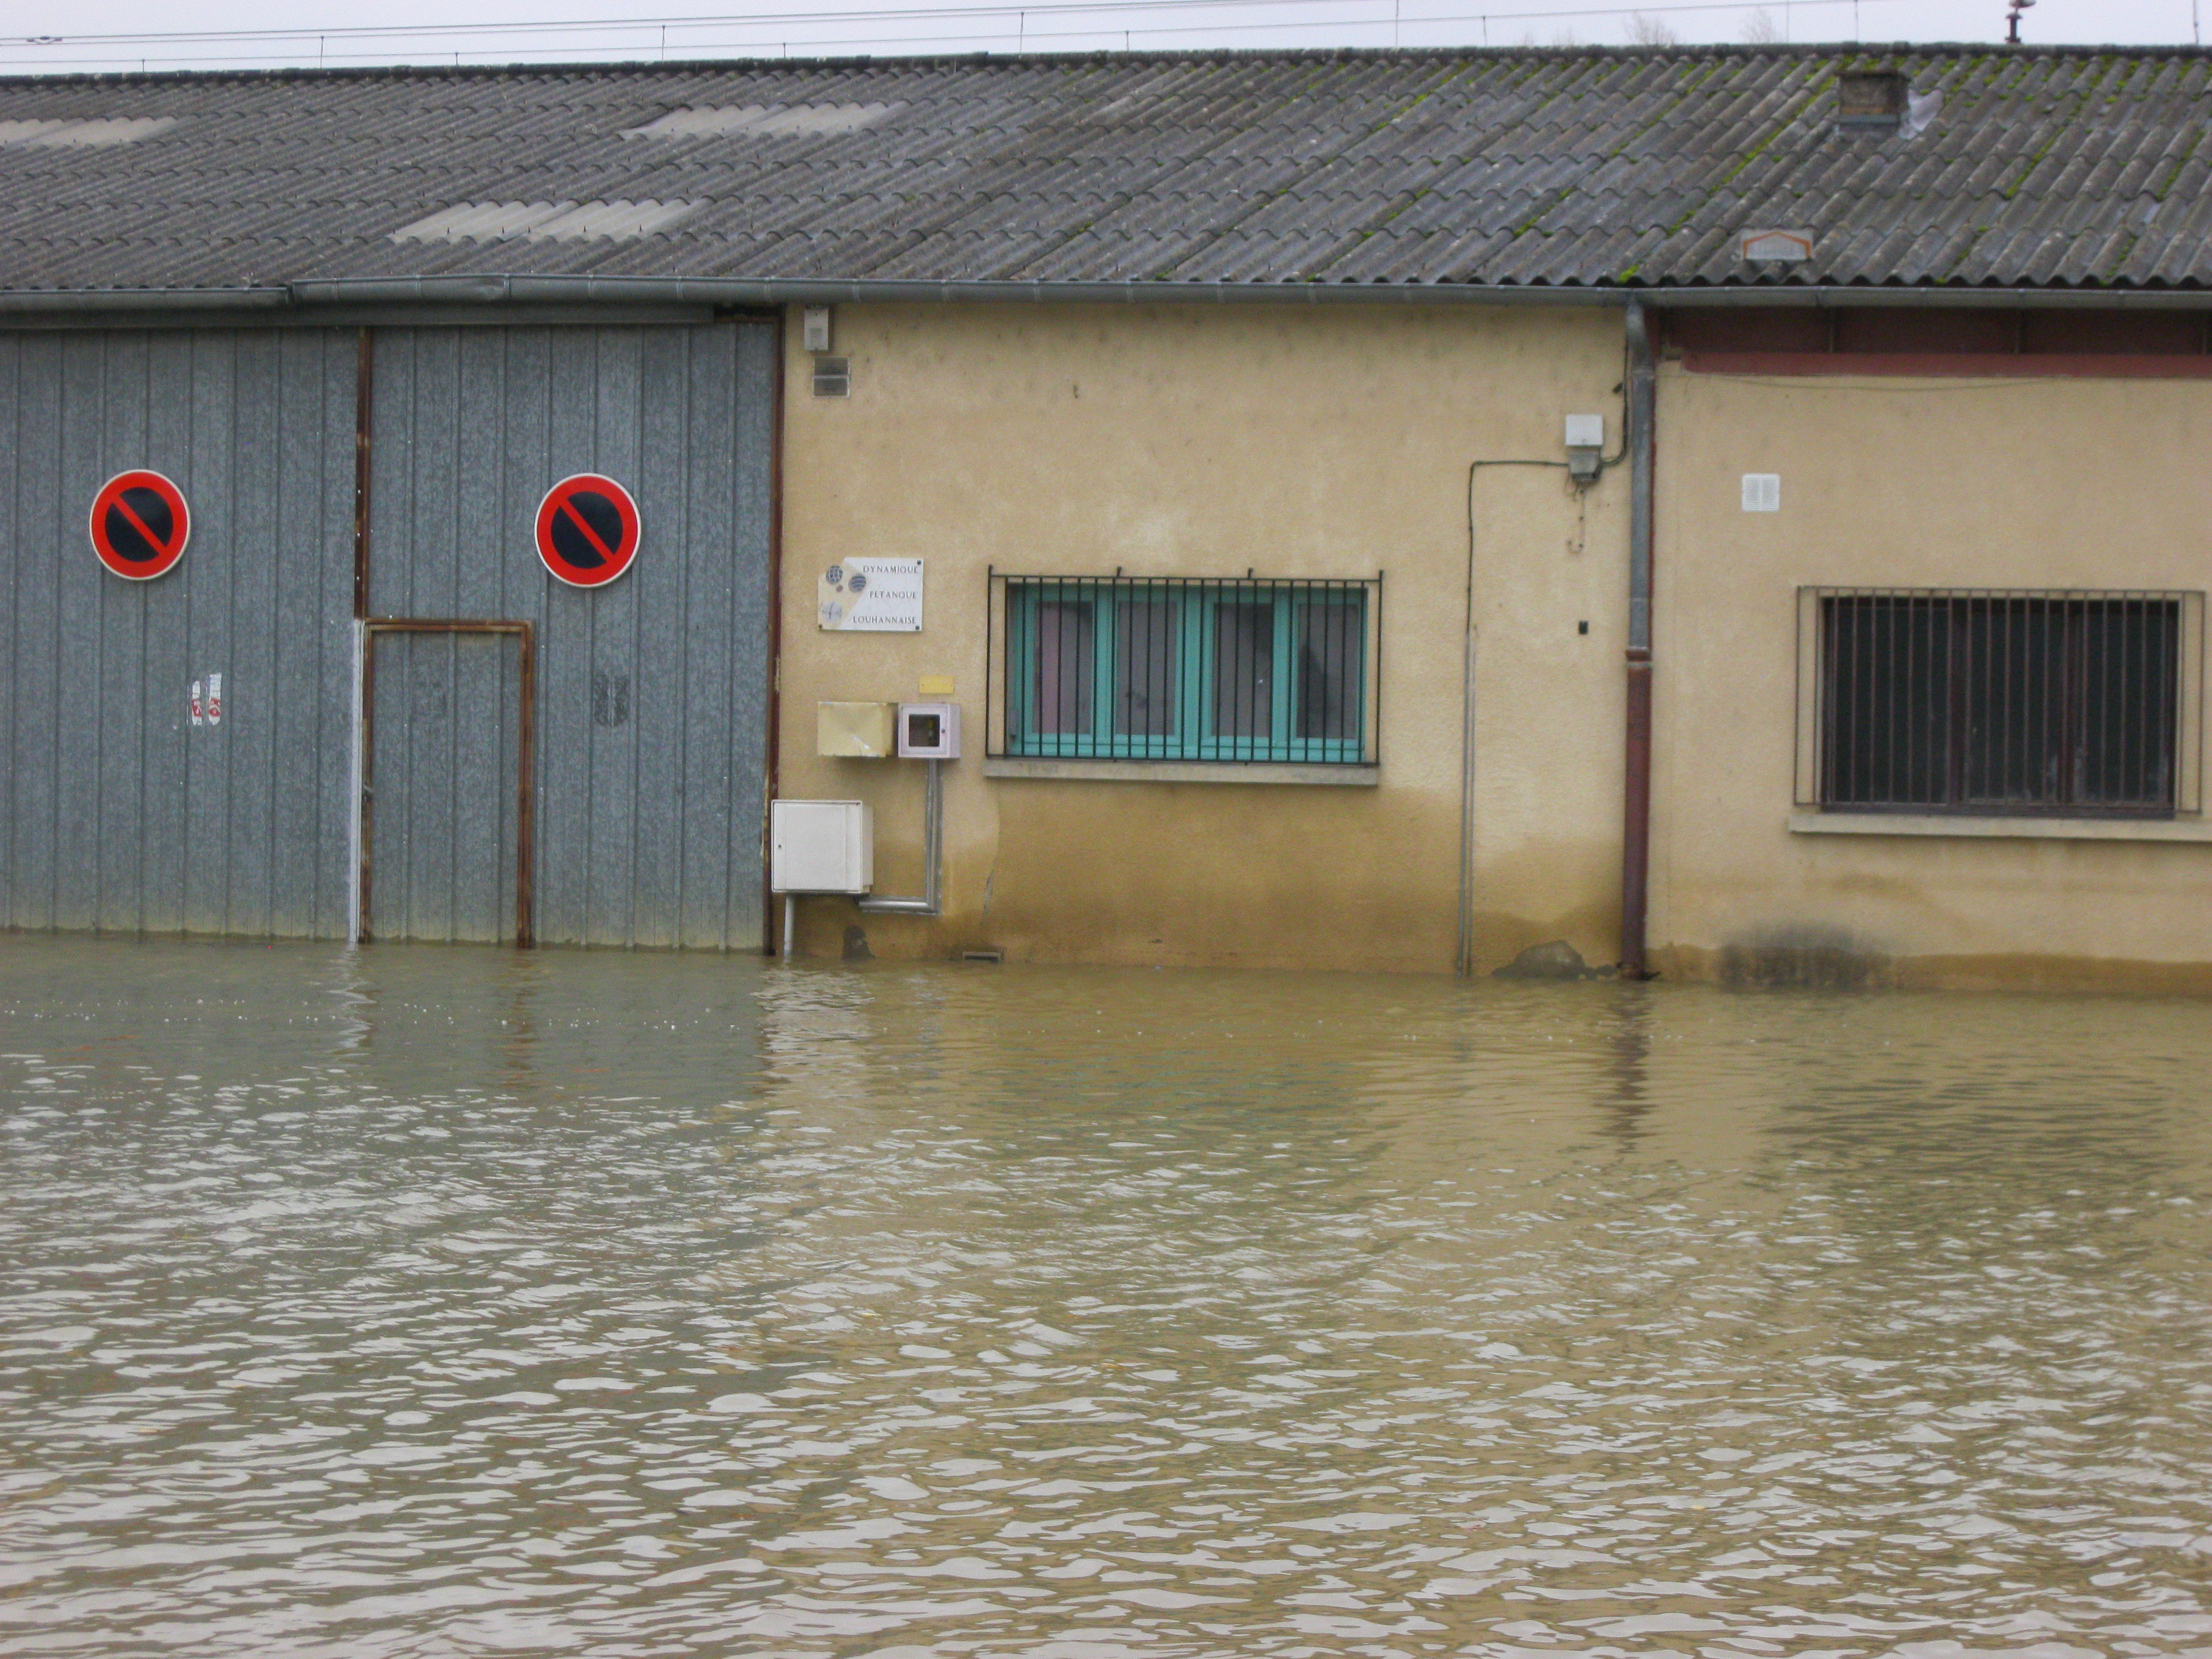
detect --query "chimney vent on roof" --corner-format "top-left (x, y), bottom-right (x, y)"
top-left (1836, 69), bottom-right (1908, 130)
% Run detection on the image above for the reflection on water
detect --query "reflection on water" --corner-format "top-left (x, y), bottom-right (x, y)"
top-left (0, 937), bottom-right (2208, 1656)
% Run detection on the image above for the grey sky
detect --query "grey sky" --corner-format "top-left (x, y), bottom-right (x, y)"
top-left (0, 0), bottom-right (2193, 75)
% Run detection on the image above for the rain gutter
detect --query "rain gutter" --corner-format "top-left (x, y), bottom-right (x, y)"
top-left (0, 287), bottom-right (294, 314)
top-left (4, 280), bottom-right (2207, 316)
top-left (275, 280), bottom-right (2212, 312)
top-left (282, 276), bottom-right (1627, 309)
top-left (1641, 287), bottom-right (2212, 311)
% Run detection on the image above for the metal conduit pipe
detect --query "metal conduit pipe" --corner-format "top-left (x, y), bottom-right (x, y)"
top-left (1456, 458), bottom-right (1568, 979)
top-left (1455, 417), bottom-right (1629, 979)
top-left (1619, 297), bottom-right (1658, 981)
top-left (856, 759), bottom-right (943, 917)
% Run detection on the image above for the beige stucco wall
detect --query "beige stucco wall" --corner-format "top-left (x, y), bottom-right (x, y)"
top-left (1649, 364), bottom-right (2212, 992)
top-left (777, 301), bottom-right (1631, 973)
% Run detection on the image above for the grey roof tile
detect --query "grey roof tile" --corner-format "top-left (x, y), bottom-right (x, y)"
top-left (3, 43), bottom-right (2211, 293)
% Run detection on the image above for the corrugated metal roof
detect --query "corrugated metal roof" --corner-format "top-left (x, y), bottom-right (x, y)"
top-left (2, 43), bottom-right (2211, 294)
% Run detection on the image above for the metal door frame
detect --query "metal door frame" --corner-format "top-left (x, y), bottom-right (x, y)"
top-left (352, 617), bottom-right (537, 947)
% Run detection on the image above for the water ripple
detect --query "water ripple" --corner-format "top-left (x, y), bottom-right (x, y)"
top-left (0, 937), bottom-right (2205, 1655)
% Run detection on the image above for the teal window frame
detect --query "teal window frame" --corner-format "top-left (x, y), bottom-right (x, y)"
top-left (1002, 577), bottom-right (1373, 764)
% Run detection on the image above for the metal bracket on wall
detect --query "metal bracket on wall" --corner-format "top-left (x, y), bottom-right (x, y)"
top-left (856, 759), bottom-right (943, 917)
top-left (354, 618), bottom-right (537, 948)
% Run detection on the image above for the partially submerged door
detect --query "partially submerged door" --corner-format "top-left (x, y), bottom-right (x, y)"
top-left (363, 624), bottom-right (530, 943)
top-left (365, 322), bottom-right (775, 947)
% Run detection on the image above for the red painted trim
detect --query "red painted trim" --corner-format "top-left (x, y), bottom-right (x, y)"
top-left (1680, 350), bottom-right (2212, 378)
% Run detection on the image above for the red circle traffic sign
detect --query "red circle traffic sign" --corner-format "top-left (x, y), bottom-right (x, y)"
top-left (90, 470), bottom-right (190, 581)
top-left (535, 474), bottom-right (640, 588)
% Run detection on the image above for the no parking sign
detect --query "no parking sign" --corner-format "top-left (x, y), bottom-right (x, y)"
top-left (535, 474), bottom-right (640, 588)
top-left (90, 470), bottom-right (190, 580)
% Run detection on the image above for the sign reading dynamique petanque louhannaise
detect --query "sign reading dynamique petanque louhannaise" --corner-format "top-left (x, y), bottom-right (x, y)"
top-left (818, 558), bottom-right (923, 632)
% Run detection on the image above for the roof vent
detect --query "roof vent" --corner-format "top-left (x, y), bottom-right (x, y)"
top-left (1739, 227), bottom-right (1814, 263)
top-left (1835, 70), bottom-right (1908, 130)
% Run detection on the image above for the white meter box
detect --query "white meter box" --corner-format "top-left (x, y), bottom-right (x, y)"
top-left (818, 558), bottom-right (923, 632)
top-left (769, 800), bottom-right (874, 894)
top-left (897, 702), bottom-right (960, 759)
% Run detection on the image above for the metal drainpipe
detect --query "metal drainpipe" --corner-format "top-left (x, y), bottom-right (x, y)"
top-left (857, 760), bottom-right (943, 916)
top-left (1620, 298), bottom-right (1658, 980)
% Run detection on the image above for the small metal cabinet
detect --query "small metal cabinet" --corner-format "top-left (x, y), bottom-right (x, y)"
top-left (769, 800), bottom-right (874, 894)
top-left (897, 702), bottom-right (961, 759)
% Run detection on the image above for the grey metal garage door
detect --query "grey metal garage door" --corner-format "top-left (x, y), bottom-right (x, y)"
top-left (0, 319), bottom-right (776, 950)
top-left (0, 327), bottom-right (359, 937)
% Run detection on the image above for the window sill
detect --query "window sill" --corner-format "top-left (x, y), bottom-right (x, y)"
top-left (1788, 811), bottom-right (2212, 843)
top-left (984, 758), bottom-right (1379, 787)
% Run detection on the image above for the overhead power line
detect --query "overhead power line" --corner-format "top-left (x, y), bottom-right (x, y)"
top-left (27, 0), bottom-right (1515, 50)
top-left (0, 0), bottom-right (1920, 70)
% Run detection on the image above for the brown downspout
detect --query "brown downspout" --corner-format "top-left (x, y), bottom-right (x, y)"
top-left (1620, 298), bottom-right (1657, 979)
top-left (761, 309), bottom-right (788, 956)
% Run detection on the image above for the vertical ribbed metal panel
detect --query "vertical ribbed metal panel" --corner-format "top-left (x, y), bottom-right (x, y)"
top-left (0, 328), bottom-right (358, 937)
top-left (367, 323), bottom-right (772, 949)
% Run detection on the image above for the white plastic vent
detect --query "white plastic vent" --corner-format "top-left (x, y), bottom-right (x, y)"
top-left (623, 104), bottom-right (896, 139)
top-left (390, 199), bottom-right (702, 244)
top-left (0, 117), bottom-right (175, 149)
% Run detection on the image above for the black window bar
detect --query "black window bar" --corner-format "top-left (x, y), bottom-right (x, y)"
top-left (1796, 588), bottom-right (2205, 817)
top-left (986, 572), bottom-right (1382, 765)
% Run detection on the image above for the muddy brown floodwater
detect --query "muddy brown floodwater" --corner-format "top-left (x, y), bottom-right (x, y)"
top-left (0, 937), bottom-right (2208, 1657)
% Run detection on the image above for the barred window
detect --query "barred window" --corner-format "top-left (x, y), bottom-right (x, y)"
top-left (1797, 589), bottom-right (2204, 817)
top-left (991, 574), bottom-right (1379, 764)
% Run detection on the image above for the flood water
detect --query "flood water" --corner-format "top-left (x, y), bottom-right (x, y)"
top-left (0, 939), bottom-right (2208, 1657)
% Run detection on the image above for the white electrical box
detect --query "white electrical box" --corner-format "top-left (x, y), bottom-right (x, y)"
top-left (1564, 413), bottom-right (1605, 449)
top-left (897, 702), bottom-right (960, 759)
top-left (769, 799), bottom-right (873, 893)
top-left (802, 305), bottom-right (833, 354)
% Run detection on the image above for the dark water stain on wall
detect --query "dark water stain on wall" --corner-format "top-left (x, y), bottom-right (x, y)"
top-left (1718, 922), bottom-right (1892, 990)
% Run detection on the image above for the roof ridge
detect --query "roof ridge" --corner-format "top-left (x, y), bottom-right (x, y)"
top-left (4, 39), bottom-right (2211, 90)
